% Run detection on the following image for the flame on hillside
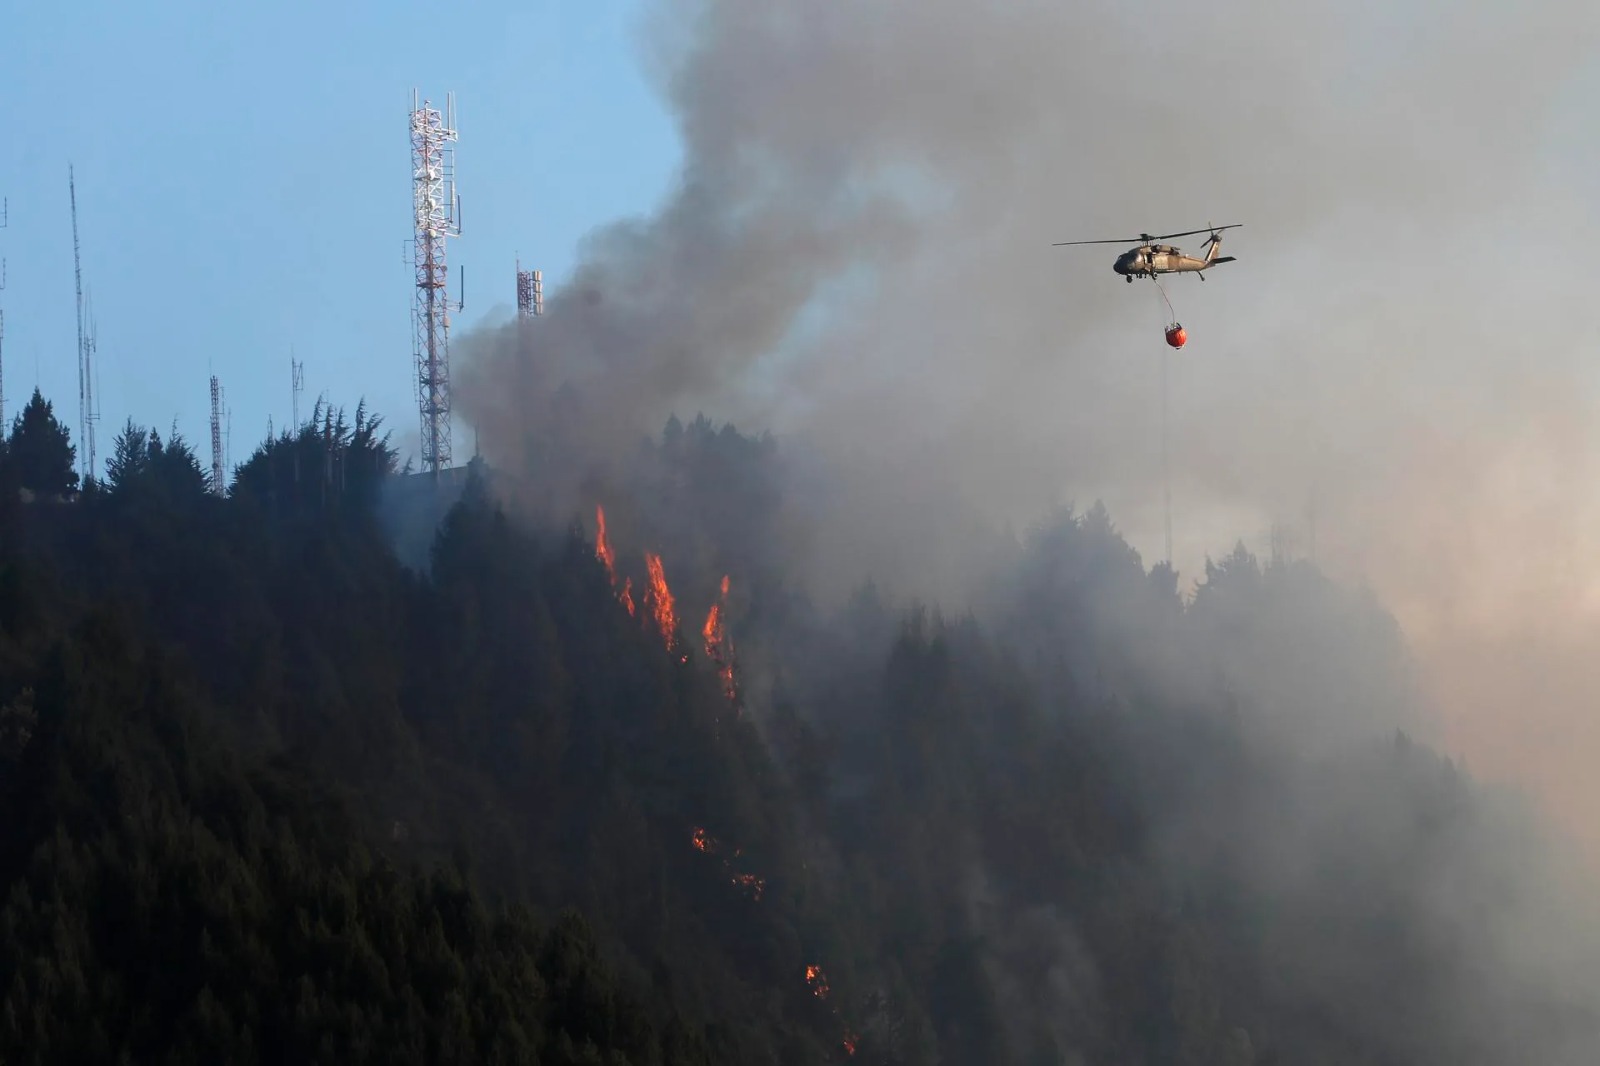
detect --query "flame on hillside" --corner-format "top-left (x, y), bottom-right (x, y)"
top-left (703, 575), bottom-right (737, 703)
top-left (689, 827), bottom-right (850, 1054)
top-left (594, 505), bottom-right (636, 617)
top-left (644, 552), bottom-right (678, 650)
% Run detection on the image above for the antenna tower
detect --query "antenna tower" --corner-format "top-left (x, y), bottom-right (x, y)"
top-left (69, 167), bottom-right (97, 483)
top-left (409, 89), bottom-right (463, 477)
top-left (209, 375), bottom-right (225, 495)
top-left (0, 196), bottom-right (7, 427)
top-left (291, 352), bottom-right (304, 429)
top-left (516, 257), bottom-right (543, 319)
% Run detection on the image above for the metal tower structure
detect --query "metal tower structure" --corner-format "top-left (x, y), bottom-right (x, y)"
top-left (291, 352), bottom-right (304, 429)
top-left (69, 167), bottom-right (97, 483)
top-left (408, 89), bottom-right (463, 477)
top-left (516, 257), bottom-right (542, 319)
top-left (209, 375), bottom-right (225, 495)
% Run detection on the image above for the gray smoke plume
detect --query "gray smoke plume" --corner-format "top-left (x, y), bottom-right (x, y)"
top-left (454, 0), bottom-right (1600, 841)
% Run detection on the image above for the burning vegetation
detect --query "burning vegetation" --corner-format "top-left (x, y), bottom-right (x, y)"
top-left (703, 575), bottom-right (737, 703)
top-left (599, 504), bottom-right (855, 1054)
top-left (593, 505), bottom-right (636, 616)
top-left (594, 505), bottom-right (740, 695)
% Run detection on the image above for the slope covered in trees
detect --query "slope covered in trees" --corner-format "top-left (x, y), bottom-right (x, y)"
top-left (1, 390), bottom-right (1598, 1065)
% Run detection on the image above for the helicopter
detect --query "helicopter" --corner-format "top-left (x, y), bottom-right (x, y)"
top-left (1053, 223), bottom-right (1242, 283)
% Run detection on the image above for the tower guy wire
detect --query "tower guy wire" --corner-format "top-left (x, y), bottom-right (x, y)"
top-left (408, 89), bottom-right (463, 478)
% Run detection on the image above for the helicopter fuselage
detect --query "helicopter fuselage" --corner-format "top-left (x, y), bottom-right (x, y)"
top-left (1113, 242), bottom-right (1232, 282)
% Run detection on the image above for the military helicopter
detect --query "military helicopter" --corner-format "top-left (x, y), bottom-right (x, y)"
top-left (1053, 223), bottom-right (1242, 283)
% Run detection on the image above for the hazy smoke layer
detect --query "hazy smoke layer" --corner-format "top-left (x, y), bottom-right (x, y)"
top-left (455, 1), bottom-right (1600, 845)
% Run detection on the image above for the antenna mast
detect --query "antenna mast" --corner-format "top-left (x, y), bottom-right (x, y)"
top-left (69, 166), bottom-right (97, 483)
top-left (0, 196), bottom-right (7, 427)
top-left (409, 89), bottom-right (463, 478)
top-left (291, 351), bottom-right (304, 429)
top-left (210, 375), bottom-right (225, 495)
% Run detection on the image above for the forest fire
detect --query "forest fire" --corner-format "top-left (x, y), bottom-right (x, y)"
top-left (593, 506), bottom-right (636, 616)
top-left (690, 838), bottom-right (852, 1054)
top-left (702, 575), bottom-right (736, 702)
top-left (644, 552), bottom-right (678, 650)
top-left (592, 507), bottom-right (741, 685)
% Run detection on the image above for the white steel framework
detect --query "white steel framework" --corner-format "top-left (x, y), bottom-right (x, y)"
top-left (409, 90), bottom-right (462, 476)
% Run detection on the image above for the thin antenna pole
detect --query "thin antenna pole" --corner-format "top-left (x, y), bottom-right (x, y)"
top-left (70, 166), bottom-right (96, 483)
top-left (0, 196), bottom-right (8, 428)
top-left (291, 350), bottom-right (303, 429)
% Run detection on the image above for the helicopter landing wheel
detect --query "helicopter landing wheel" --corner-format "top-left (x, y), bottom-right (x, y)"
top-left (1126, 275), bottom-right (1133, 284)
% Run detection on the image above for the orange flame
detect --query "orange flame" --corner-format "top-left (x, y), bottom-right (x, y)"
top-left (644, 552), bottom-right (677, 648)
top-left (595, 505), bottom-right (617, 582)
top-left (692, 826), bottom-right (715, 853)
top-left (842, 1030), bottom-right (858, 1056)
top-left (702, 574), bottom-right (736, 701)
top-left (732, 872), bottom-right (765, 901)
top-left (595, 506), bottom-right (637, 616)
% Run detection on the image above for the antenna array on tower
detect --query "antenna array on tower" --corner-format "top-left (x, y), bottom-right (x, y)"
top-left (516, 258), bottom-right (543, 319)
top-left (408, 89), bottom-right (463, 477)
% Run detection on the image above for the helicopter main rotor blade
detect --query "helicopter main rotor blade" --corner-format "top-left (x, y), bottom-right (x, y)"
top-left (1149, 223), bottom-right (1243, 240)
top-left (1051, 237), bottom-right (1148, 246)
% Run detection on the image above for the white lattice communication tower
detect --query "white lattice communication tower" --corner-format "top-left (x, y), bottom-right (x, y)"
top-left (409, 90), bottom-right (463, 477)
top-left (516, 257), bottom-right (542, 319)
top-left (69, 167), bottom-right (98, 484)
top-left (210, 375), bottom-right (225, 495)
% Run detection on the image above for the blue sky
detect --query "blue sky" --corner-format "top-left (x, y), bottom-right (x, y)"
top-left (0, 1), bottom-right (680, 476)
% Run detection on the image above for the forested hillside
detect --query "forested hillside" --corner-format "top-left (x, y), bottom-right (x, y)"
top-left (2, 386), bottom-right (1598, 1065)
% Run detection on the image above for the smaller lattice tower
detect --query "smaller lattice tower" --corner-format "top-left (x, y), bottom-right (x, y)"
top-left (408, 89), bottom-right (463, 478)
top-left (516, 257), bottom-right (542, 319)
top-left (209, 375), bottom-right (225, 495)
top-left (291, 352), bottom-right (304, 428)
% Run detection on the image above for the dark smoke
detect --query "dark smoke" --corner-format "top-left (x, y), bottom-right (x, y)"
top-left (450, 1), bottom-right (1600, 1060)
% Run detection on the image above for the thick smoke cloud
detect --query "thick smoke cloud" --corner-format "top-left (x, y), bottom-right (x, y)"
top-left (455, 1), bottom-right (1600, 845)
